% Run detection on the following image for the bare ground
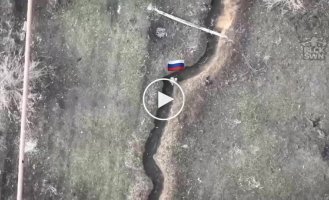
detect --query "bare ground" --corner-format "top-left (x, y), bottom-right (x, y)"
top-left (155, 0), bottom-right (329, 199)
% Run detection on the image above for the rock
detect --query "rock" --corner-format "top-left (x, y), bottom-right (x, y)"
top-left (155, 27), bottom-right (167, 38)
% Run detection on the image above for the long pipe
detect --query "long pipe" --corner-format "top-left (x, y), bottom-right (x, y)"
top-left (17, 0), bottom-right (33, 199)
top-left (147, 4), bottom-right (228, 39)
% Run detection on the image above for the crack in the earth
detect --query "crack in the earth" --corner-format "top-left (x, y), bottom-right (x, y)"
top-left (142, 0), bottom-right (222, 199)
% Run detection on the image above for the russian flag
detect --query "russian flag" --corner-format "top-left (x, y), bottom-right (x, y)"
top-left (167, 60), bottom-right (185, 71)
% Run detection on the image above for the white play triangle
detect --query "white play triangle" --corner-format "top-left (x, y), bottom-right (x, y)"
top-left (158, 92), bottom-right (174, 108)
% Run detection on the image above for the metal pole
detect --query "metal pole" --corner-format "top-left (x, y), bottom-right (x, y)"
top-left (147, 4), bottom-right (228, 39)
top-left (17, 0), bottom-right (33, 199)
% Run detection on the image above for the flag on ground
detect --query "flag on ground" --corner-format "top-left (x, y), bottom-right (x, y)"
top-left (167, 60), bottom-right (185, 71)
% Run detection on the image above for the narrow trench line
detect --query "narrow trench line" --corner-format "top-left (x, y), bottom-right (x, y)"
top-left (142, 0), bottom-right (222, 199)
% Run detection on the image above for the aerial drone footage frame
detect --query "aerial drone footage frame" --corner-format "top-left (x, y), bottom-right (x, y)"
top-left (0, 0), bottom-right (329, 200)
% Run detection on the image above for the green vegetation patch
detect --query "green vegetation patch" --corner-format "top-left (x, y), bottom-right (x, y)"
top-left (69, 115), bottom-right (131, 199)
top-left (56, 0), bottom-right (152, 198)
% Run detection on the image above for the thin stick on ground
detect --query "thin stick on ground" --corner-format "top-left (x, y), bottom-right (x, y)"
top-left (147, 4), bottom-right (228, 39)
top-left (17, 0), bottom-right (33, 199)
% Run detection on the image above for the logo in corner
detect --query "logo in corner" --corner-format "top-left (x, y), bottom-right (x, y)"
top-left (301, 36), bottom-right (327, 60)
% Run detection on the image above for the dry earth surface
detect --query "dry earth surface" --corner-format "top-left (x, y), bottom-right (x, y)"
top-left (0, 0), bottom-right (211, 199)
top-left (156, 0), bottom-right (329, 199)
top-left (1, 0), bottom-right (329, 200)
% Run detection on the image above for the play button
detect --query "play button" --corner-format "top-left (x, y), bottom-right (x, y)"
top-left (158, 92), bottom-right (173, 108)
top-left (143, 78), bottom-right (185, 121)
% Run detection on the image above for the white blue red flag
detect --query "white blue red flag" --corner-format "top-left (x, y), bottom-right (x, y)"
top-left (167, 60), bottom-right (185, 71)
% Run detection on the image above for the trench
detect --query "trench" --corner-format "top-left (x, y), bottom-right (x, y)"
top-left (142, 0), bottom-right (222, 199)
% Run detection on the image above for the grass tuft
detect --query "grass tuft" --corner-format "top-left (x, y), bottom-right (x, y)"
top-left (0, 50), bottom-right (45, 122)
top-left (263, 0), bottom-right (304, 12)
